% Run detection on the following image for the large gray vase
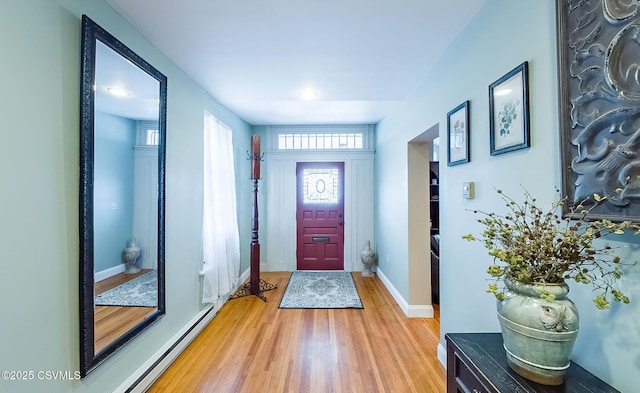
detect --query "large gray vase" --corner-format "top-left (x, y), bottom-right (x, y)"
top-left (360, 240), bottom-right (376, 277)
top-left (496, 279), bottom-right (579, 385)
top-left (122, 237), bottom-right (142, 274)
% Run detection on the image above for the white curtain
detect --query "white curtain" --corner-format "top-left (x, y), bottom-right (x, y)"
top-left (202, 111), bottom-right (240, 304)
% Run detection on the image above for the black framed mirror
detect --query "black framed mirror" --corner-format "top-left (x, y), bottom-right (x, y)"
top-left (79, 15), bottom-right (166, 377)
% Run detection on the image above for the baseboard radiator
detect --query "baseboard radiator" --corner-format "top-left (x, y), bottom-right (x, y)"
top-left (115, 305), bottom-right (217, 393)
top-left (115, 269), bottom-right (250, 392)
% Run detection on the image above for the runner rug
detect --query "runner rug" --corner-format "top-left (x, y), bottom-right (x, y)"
top-left (279, 271), bottom-right (363, 309)
top-left (95, 271), bottom-right (157, 307)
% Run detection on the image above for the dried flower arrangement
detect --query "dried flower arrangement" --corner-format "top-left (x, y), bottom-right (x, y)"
top-left (462, 189), bottom-right (640, 309)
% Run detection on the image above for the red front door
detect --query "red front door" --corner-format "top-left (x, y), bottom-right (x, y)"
top-left (296, 162), bottom-right (345, 270)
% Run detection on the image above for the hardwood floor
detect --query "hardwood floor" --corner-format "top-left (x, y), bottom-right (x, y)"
top-left (94, 269), bottom-right (156, 352)
top-left (148, 272), bottom-right (445, 393)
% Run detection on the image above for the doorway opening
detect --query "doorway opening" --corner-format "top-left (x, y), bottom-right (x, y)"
top-left (408, 124), bottom-right (439, 314)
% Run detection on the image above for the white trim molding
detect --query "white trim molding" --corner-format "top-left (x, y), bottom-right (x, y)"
top-left (115, 268), bottom-right (250, 392)
top-left (376, 267), bottom-right (434, 318)
top-left (95, 263), bottom-right (125, 282)
top-left (115, 306), bottom-right (217, 393)
top-left (437, 342), bottom-right (447, 369)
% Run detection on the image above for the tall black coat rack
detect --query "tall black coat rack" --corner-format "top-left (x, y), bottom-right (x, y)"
top-left (229, 135), bottom-right (276, 301)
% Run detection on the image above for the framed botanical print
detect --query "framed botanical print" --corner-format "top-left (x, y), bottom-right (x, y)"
top-left (447, 100), bottom-right (470, 166)
top-left (489, 61), bottom-right (530, 155)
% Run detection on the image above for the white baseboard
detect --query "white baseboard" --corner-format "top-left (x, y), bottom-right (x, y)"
top-left (376, 267), bottom-right (434, 318)
top-left (115, 268), bottom-right (251, 393)
top-left (95, 263), bottom-right (125, 282)
top-left (407, 304), bottom-right (435, 318)
top-left (238, 267), bottom-right (250, 284)
top-left (115, 305), bottom-right (217, 393)
top-left (437, 342), bottom-right (447, 369)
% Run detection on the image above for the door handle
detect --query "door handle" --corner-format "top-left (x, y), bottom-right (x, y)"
top-left (338, 222), bottom-right (343, 226)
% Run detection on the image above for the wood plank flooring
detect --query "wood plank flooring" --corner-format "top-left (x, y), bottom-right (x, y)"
top-left (148, 272), bottom-right (445, 393)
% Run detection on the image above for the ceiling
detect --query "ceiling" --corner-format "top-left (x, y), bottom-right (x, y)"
top-left (95, 40), bottom-right (161, 121)
top-left (106, 0), bottom-right (486, 126)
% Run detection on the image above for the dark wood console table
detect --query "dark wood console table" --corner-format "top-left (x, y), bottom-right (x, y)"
top-left (445, 333), bottom-right (619, 393)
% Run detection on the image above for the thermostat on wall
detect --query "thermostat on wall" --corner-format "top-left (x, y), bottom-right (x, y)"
top-left (463, 182), bottom-right (474, 199)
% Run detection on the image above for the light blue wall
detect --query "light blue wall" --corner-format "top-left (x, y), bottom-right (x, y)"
top-left (375, 1), bottom-right (639, 392)
top-left (2, 0), bottom-right (637, 391)
top-left (94, 111), bottom-right (136, 272)
top-left (0, 0), bottom-right (251, 392)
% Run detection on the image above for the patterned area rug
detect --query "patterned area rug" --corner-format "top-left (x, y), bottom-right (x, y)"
top-left (279, 271), bottom-right (363, 309)
top-left (95, 271), bottom-right (157, 307)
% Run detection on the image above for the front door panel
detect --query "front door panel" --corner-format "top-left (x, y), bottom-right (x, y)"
top-left (296, 162), bottom-right (344, 270)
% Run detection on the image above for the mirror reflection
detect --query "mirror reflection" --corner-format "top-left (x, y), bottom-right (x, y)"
top-left (92, 40), bottom-right (160, 352)
top-left (80, 15), bottom-right (166, 377)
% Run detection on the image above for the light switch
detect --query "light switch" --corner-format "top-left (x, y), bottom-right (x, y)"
top-left (463, 182), bottom-right (474, 199)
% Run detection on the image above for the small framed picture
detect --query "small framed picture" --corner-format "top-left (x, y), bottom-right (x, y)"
top-left (489, 61), bottom-right (530, 155)
top-left (447, 100), bottom-right (470, 166)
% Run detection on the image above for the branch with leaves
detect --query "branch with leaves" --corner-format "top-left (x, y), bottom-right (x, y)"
top-left (462, 188), bottom-right (640, 309)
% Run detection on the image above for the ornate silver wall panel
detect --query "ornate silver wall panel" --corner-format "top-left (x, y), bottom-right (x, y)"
top-left (557, 0), bottom-right (640, 221)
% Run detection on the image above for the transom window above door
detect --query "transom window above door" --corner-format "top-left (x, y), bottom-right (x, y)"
top-left (267, 125), bottom-right (374, 152)
top-left (278, 132), bottom-right (363, 150)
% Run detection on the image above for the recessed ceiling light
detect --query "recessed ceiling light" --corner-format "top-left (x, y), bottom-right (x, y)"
top-left (107, 87), bottom-right (129, 97)
top-left (298, 90), bottom-right (318, 100)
